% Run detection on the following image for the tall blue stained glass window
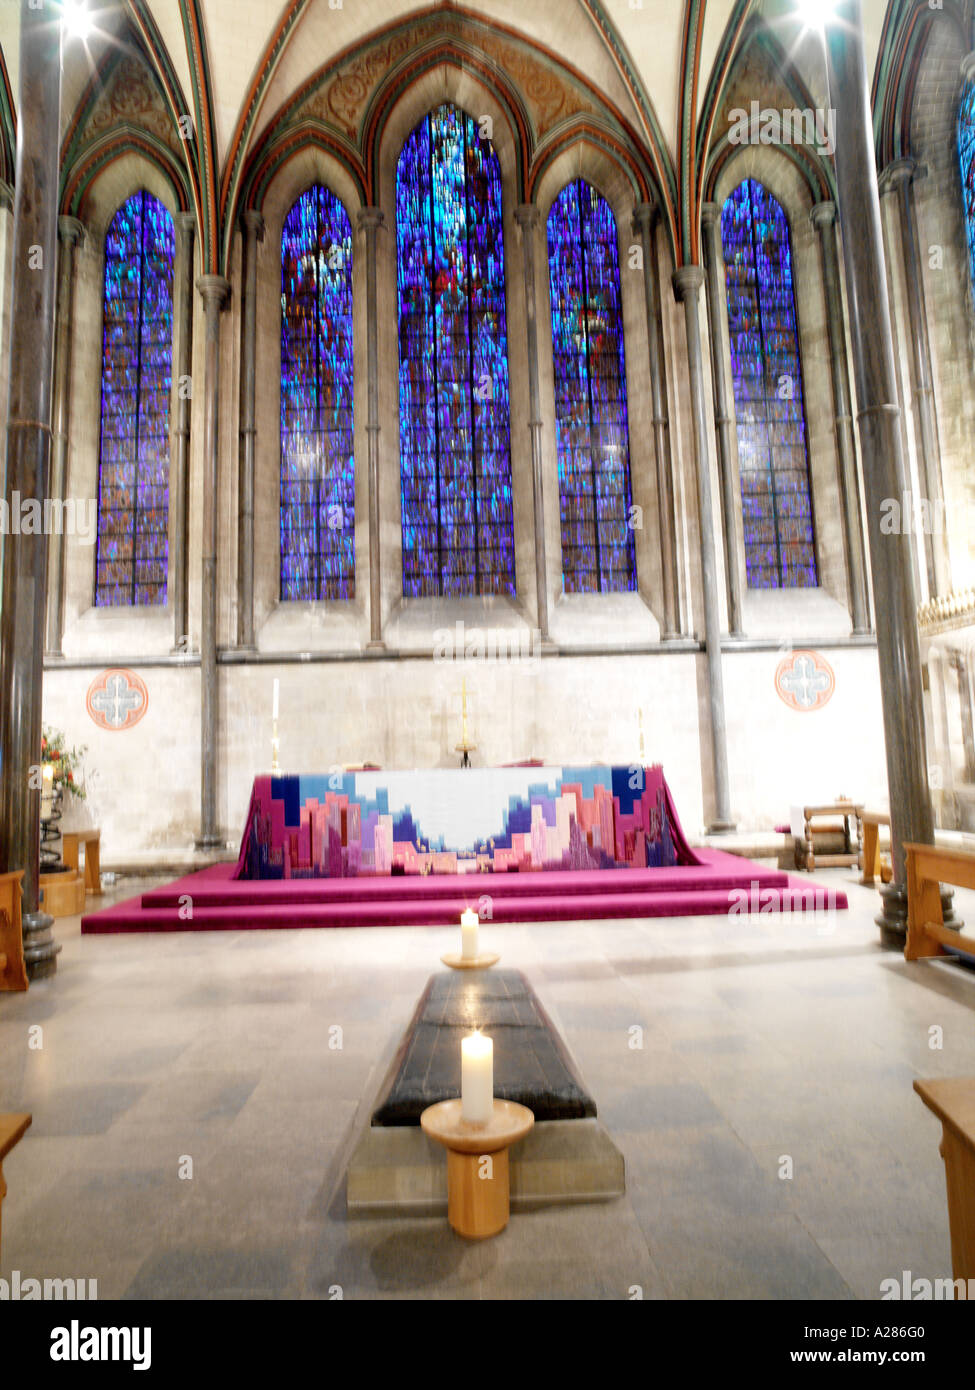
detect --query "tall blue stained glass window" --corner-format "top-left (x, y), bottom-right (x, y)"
top-left (546, 180), bottom-right (635, 593)
top-left (395, 103), bottom-right (515, 597)
top-left (280, 185), bottom-right (355, 600)
top-left (720, 179), bottom-right (817, 588)
top-left (95, 190), bottom-right (174, 606)
top-left (957, 78), bottom-right (975, 297)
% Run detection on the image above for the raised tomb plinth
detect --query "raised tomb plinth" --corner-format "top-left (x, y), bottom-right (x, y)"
top-left (920, 591), bottom-right (975, 831)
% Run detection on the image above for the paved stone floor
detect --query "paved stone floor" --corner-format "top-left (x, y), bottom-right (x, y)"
top-left (2, 868), bottom-right (975, 1300)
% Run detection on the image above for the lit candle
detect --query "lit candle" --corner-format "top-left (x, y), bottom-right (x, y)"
top-left (461, 1029), bottom-right (493, 1124)
top-left (461, 907), bottom-right (479, 960)
top-left (272, 678), bottom-right (279, 721)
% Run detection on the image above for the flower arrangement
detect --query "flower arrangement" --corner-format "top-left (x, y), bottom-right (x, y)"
top-left (41, 726), bottom-right (87, 801)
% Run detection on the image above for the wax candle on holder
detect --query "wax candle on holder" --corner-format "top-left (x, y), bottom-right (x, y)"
top-left (461, 1029), bottom-right (493, 1124)
top-left (460, 908), bottom-right (479, 960)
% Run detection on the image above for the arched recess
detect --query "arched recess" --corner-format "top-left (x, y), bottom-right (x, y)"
top-left (248, 148), bottom-right (368, 650)
top-left (374, 67), bottom-right (532, 619)
top-left (711, 148), bottom-right (853, 615)
top-left (59, 154), bottom-right (184, 654)
top-left (531, 144), bottom-right (664, 635)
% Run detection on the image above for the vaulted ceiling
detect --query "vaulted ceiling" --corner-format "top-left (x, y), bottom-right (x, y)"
top-left (0, 0), bottom-right (970, 271)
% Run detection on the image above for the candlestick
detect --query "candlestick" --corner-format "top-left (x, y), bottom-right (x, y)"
top-left (461, 908), bottom-right (479, 960)
top-left (461, 1029), bottom-right (493, 1124)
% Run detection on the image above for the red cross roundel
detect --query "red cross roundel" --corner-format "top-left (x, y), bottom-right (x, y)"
top-left (86, 669), bottom-right (149, 731)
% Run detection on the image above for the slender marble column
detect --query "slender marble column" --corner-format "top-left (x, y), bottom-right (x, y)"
top-left (196, 274), bottom-right (231, 848)
top-left (633, 203), bottom-right (681, 639)
top-left (515, 205), bottom-right (551, 644)
top-left (237, 211), bottom-right (263, 650)
top-left (884, 158), bottom-right (950, 598)
top-left (823, 1), bottom-right (939, 944)
top-left (172, 213), bottom-right (195, 651)
top-left (0, 4), bottom-right (62, 977)
top-left (357, 208), bottom-right (385, 649)
top-left (46, 216), bottom-right (85, 657)
top-left (810, 201), bottom-right (871, 634)
top-left (700, 203), bottom-right (744, 637)
top-left (673, 266), bottom-right (735, 832)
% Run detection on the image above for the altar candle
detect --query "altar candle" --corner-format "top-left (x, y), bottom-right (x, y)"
top-left (272, 678), bottom-right (279, 721)
top-left (461, 908), bottom-right (479, 960)
top-left (461, 1029), bottom-right (493, 1124)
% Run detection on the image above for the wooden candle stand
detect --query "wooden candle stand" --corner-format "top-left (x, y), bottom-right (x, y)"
top-left (421, 1098), bottom-right (534, 1239)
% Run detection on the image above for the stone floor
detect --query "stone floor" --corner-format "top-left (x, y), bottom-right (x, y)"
top-left (2, 868), bottom-right (974, 1300)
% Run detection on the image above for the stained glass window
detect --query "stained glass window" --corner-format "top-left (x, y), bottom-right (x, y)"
top-left (395, 103), bottom-right (515, 597)
top-left (720, 179), bottom-right (817, 588)
top-left (280, 185), bottom-right (355, 600)
top-left (546, 180), bottom-right (635, 593)
top-left (95, 190), bottom-right (174, 606)
top-left (958, 79), bottom-right (975, 297)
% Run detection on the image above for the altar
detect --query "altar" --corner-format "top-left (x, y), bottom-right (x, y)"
top-left (236, 764), bottom-right (696, 880)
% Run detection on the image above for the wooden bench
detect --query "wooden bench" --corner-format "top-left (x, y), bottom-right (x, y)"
top-left (914, 1079), bottom-right (975, 1286)
top-left (62, 829), bottom-right (101, 896)
top-left (0, 871), bottom-right (28, 992)
top-left (860, 810), bottom-right (892, 885)
top-left (905, 843), bottom-right (975, 962)
top-left (0, 1113), bottom-right (31, 1261)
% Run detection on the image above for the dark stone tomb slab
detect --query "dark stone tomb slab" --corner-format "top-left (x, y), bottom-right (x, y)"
top-left (371, 969), bottom-right (597, 1125)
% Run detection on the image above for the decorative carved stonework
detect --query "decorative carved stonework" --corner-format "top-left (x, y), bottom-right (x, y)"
top-left (81, 53), bottom-right (183, 157)
top-left (299, 14), bottom-right (593, 145)
top-left (918, 588), bottom-right (975, 636)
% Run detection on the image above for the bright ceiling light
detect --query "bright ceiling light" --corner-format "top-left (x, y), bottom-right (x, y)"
top-left (61, 0), bottom-right (93, 41)
top-left (796, 0), bottom-right (838, 29)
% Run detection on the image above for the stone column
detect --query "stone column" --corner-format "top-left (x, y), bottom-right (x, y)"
top-left (673, 266), bottom-right (735, 832)
top-left (633, 203), bottom-right (681, 639)
top-left (823, 0), bottom-right (940, 944)
top-left (237, 211), bottom-right (263, 650)
top-left (515, 205), bottom-right (551, 645)
top-left (700, 203), bottom-right (744, 637)
top-left (357, 208), bottom-right (385, 650)
top-left (810, 201), bottom-right (871, 634)
top-left (46, 216), bottom-right (85, 658)
top-left (0, 4), bottom-right (62, 977)
top-left (884, 158), bottom-right (950, 599)
top-left (172, 212), bottom-right (195, 651)
top-left (196, 274), bottom-right (230, 848)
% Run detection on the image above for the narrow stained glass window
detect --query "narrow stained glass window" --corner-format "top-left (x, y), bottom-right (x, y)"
top-left (546, 180), bottom-right (635, 593)
top-left (395, 103), bottom-right (515, 597)
top-left (958, 79), bottom-right (975, 297)
top-left (720, 179), bottom-right (817, 588)
top-left (95, 190), bottom-right (174, 606)
top-left (280, 185), bottom-right (355, 600)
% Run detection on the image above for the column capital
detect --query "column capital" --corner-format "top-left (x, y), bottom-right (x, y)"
top-left (631, 201), bottom-right (659, 233)
top-left (196, 273), bottom-right (231, 308)
top-left (0, 178), bottom-right (11, 212)
top-left (57, 215), bottom-right (85, 247)
top-left (672, 264), bottom-right (705, 301)
top-left (880, 156), bottom-right (917, 194)
top-left (356, 206), bottom-right (384, 231)
top-left (515, 203), bottom-right (540, 230)
top-left (175, 211), bottom-right (196, 234)
top-left (699, 202), bottom-right (721, 229)
top-left (242, 209), bottom-right (265, 240)
top-left (810, 200), bottom-right (837, 230)
top-left (962, 51), bottom-right (975, 83)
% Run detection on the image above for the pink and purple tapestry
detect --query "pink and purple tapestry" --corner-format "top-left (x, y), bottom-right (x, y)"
top-left (235, 766), bottom-right (699, 880)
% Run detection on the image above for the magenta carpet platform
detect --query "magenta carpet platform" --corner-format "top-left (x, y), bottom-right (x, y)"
top-left (81, 850), bottom-right (847, 934)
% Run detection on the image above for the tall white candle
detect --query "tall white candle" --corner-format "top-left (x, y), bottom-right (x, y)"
top-left (461, 908), bottom-right (479, 960)
top-left (461, 1030), bottom-right (493, 1124)
top-left (272, 678), bottom-right (280, 721)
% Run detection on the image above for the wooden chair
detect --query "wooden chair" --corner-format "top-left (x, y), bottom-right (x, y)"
top-left (0, 871), bottom-right (28, 992)
top-left (0, 1114), bottom-right (31, 1261)
top-left (62, 829), bottom-right (102, 896)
